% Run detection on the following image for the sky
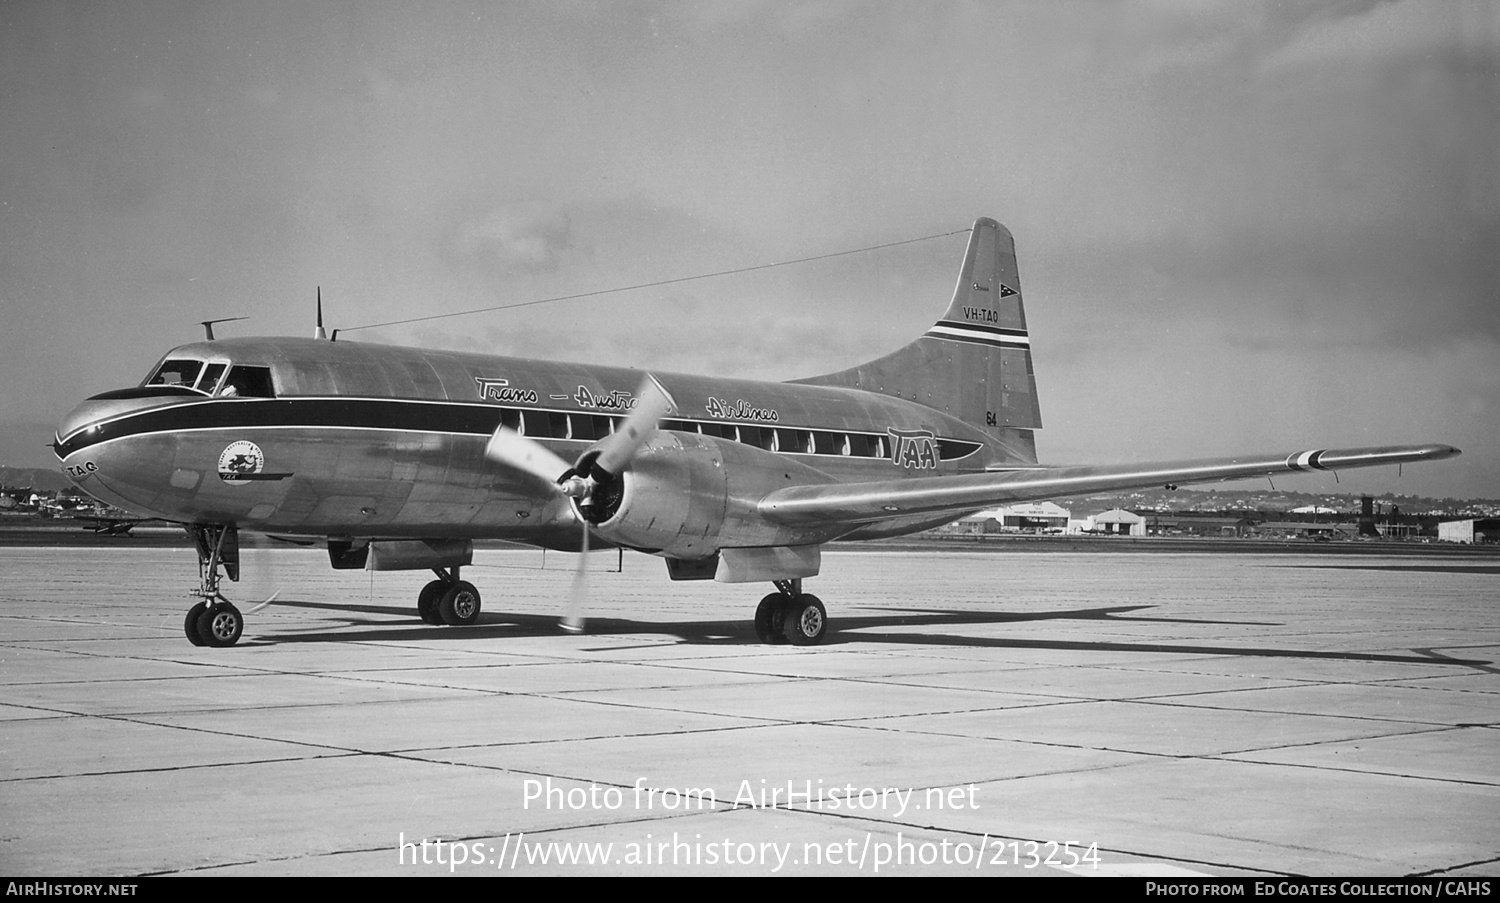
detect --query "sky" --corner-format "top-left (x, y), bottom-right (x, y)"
top-left (2, 0), bottom-right (1496, 499)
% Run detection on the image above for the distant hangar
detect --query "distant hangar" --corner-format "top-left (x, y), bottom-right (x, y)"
top-left (1438, 518), bottom-right (1499, 544)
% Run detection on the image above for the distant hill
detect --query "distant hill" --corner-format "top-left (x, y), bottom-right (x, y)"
top-left (0, 466), bottom-right (69, 493)
top-left (1054, 485), bottom-right (1498, 517)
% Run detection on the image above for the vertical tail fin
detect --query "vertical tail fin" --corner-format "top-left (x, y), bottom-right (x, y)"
top-left (798, 217), bottom-right (1041, 459)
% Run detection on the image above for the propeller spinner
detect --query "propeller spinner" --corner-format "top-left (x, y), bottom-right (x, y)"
top-left (483, 374), bottom-right (676, 633)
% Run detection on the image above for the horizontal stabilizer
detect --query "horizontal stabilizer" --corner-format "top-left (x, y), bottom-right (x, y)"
top-left (758, 444), bottom-right (1461, 526)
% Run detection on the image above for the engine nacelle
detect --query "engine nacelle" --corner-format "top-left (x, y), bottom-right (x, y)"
top-left (588, 431), bottom-right (841, 558)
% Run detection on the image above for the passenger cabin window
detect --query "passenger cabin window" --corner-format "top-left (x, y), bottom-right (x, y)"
top-left (477, 404), bottom-right (926, 462)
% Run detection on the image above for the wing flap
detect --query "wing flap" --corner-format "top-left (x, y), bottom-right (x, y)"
top-left (758, 444), bottom-right (1460, 527)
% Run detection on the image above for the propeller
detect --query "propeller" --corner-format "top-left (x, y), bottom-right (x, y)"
top-left (484, 374), bottom-right (676, 633)
top-left (561, 521), bottom-right (588, 634)
top-left (243, 536), bottom-right (282, 614)
top-left (244, 590), bottom-right (281, 615)
top-left (591, 374), bottom-right (676, 476)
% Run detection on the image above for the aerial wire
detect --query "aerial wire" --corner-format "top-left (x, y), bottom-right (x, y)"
top-left (336, 227), bottom-right (967, 334)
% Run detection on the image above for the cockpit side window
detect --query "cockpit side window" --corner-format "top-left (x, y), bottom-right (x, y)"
top-left (146, 359), bottom-right (204, 389)
top-left (197, 363), bottom-right (227, 394)
top-left (220, 365), bottom-right (276, 398)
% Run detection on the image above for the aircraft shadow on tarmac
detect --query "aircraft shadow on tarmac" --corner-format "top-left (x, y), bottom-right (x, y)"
top-left (240, 598), bottom-right (1494, 671)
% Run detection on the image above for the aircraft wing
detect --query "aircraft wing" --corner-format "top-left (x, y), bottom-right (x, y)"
top-left (758, 444), bottom-right (1460, 527)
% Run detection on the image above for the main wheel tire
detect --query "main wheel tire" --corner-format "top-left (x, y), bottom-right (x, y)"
top-left (439, 581), bottom-right (481, 626)
top-left (782, 593), bottom-right (827, 646)
top-left (754, 593), bottom-right (788, 645)
top-left (417, 580), bottom-right (446, 625)
top-left (197, 602), bottom-right (244, 648)
top-left (185, 601), bottom-right (209, 646)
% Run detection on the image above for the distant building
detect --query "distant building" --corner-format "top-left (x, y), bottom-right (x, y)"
top-left (1074, 508), bottom-right (1146, 536)
top-left (1438, 519), bottom-right (1500, 544)
top-left (987, 502), bottom-right (1070, 532)
top-left (1144, 513), bottom-right (1256, 537)
top-left (1253, 521), bottom-right (1355, 540)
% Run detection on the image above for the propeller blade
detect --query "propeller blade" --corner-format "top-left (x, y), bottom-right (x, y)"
top-left (485, 426), bottom-right (573, 486)
top-left (592, 374), bottom-right (675, 476)
top-left (244, 590), bottom-right (281, 615)
top-left (561, 521), bottom-right (588, 633)
top-left (243, 539), bottom-right (281, 614)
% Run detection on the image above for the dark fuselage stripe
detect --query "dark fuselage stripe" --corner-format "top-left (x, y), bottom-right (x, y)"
top-left (56, 397), bottom-right (984, 462)
top-left (57, 399), bottom-right (503, 457)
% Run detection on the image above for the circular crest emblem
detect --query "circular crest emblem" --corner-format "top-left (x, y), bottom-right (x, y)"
top-left (218, 440), bottom-right (264, 484)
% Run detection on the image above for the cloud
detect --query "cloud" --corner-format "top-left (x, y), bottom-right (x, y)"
top-left (452, 202), bottom-right (573, 275)
top-left (1259, 0), bottom-right (1495, 79)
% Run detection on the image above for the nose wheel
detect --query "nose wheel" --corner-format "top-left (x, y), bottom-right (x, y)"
top-left (189, 601), bottom-right (244, 647)
top-left (754, 580), bottom-right (827, 646)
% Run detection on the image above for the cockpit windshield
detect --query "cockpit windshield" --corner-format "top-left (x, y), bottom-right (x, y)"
top-left (146, 359), bottom-right (205, 390)
top-left (143, 358), bottom-right (276, 398)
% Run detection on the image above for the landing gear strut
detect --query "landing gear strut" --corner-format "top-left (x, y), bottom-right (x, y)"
top-left (417, 567), bottom-right (482, 627)
top-left (184, 524), bottom-right (244, 647)
top-left (754, 579), bottom-right (827, 646)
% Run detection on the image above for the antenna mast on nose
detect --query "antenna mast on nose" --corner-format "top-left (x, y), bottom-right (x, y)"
top-left (200, 317), bottom-right (248, 341)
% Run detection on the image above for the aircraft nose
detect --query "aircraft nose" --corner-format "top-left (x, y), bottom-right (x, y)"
top-left (55, 399), bottom-right (114, 461)
top-left (55, 390), bottom-right (194, 461)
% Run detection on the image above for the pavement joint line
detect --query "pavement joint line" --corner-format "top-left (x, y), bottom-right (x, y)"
top-left (836, 674), bottom-right (1312, 703)
top-left (501, 691), bottom-right (1059, 726)
top-left (1093, 696), bottom-right (1492, 728)
top-left (152, 806), bottom-right (751, 876)
top-left (1207, 754), bottom-right (1500, 788)
top-left (293, 668), bottom-right (803, 694)
top-left (52, 686), bottom-right (775, 719)
top-left (811, 719), bottom-right (1184, 763)
top-left (793, 635), bottom-right (1498, 669)
top-left (0, 672), bottom-right (318, 687)
top-left (1207, 722), bottom-right (1463, 757)
top-left (10, 705), bottom-right (525, 762)
top-left (382, 720), bottom-right (793, 756)
top-left (0, 752), bottom-right (361, 783)
top-left (811, 718), bottom-right (1493, 781)
top-left (1373, 677), bottom-right (1500, 692)
top-left (9, 710), bottom-right (383, 757)
top-left (8, 712), bottom-right (797, 781)
top-left (1411, 856), bottom-right (1500, 877)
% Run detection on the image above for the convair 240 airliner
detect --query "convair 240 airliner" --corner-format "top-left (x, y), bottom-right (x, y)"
top-left (54, 218), bottom-right (1459, 647)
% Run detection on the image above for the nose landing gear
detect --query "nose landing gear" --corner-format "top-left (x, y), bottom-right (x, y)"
top-left (183, 524), bottom-right (245, 647)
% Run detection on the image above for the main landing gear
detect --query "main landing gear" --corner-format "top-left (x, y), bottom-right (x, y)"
top-left (754, 579), bottom-right (827, 646)
top-left (417, 567), bottom-right (482, 627)
top-left (184, 524), bottom-right (245, 648)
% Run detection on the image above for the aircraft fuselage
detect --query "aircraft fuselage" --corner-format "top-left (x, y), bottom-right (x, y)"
top-left (55, 336), bottom-right (1031, 552)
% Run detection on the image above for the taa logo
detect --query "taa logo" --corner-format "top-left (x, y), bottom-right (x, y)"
top-left (888, 428), bottom-right (939, 470)
top-left (217, 440), bottom-right (264, 484)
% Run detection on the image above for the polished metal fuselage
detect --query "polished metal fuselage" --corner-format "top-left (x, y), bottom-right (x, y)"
top-left (55, 337), bottom-right (1033, 550)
